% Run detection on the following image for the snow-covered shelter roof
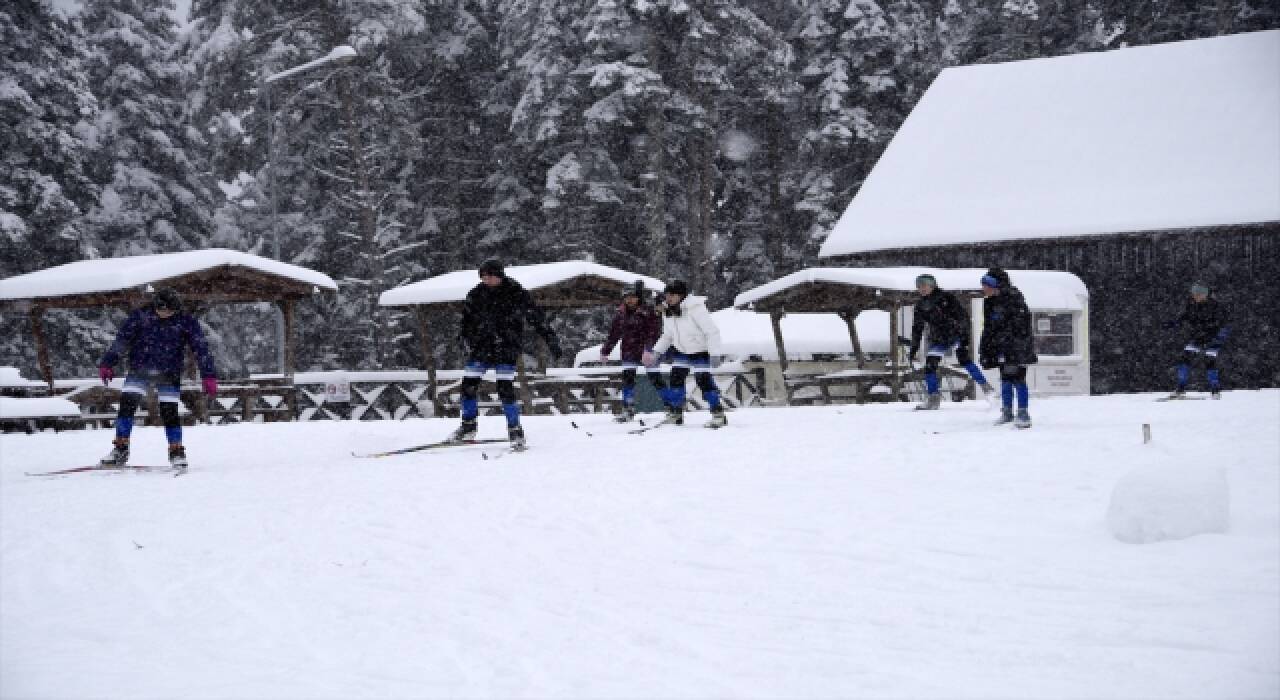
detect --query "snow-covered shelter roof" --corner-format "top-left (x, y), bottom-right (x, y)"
top-left (380, 261), bottom-right (664, 308)
top-left (0, 249), bottom-right (337, 309)
top-left (819, 30), bottom-right (1280, 256)
top-left (735, 268), bottom-right (1088, 312)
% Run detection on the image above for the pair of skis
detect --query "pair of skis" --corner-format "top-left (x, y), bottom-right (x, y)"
top-left (26, 464), bottom-right (188, 478)
top-left (351, 437), bottom-right (521, 459)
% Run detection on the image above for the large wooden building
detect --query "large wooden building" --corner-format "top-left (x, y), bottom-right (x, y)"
top-left (819, 30), bottom-right (1280, 393)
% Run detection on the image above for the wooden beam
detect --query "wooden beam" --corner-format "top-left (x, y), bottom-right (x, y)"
top-left (29, 308), bottom-right (54, 392)
top-left (279, 298), bottom-right (296, 380)
top-left (889, 302), bottom-right (902, 399)
top-left (516, 355), bottom-right (534, 413)
top-left (414, 307), bottom-right (439, 405)
top-left (840, 310), bottom-right (866, 368)
top-left (770, 311), bottom-right (793, 405)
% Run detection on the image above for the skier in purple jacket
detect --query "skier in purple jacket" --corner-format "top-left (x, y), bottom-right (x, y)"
top-left (599, 281), bottom-right (665, 422)
top-left (97, 288), bottom-right (218, 468)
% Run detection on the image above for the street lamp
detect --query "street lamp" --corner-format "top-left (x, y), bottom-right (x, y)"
top-left (262, 45), bottom-right (357, 375)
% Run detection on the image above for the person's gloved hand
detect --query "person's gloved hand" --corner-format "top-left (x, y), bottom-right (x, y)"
top-left (642, 350), bottom-right (656, 367)
top-left (202, 377), bottom-right (218, 397)
top-left (907, 345), bottom-right (920, 360)
top-left (98, 365), bottom-right (114, 385)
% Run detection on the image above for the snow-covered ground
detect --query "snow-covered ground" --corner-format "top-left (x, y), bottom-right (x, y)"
top-left (2, 391), bottom-right (1277, 699)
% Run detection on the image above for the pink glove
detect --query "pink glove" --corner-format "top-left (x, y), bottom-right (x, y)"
top-left (202, 377), bottom-right (218, 397)
top-left (98, 365), bottom-right (114, 385)
top-left (642, 350), bottom-right (656, 367)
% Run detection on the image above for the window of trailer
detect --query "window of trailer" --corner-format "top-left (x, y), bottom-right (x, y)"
top-left (1033, 312), bottom-right (1075, 356)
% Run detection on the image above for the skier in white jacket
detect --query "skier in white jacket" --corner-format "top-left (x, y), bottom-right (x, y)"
top-left (646, 279), bottom-right (727, 428)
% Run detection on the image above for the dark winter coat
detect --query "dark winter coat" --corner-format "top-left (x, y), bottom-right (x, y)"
top-left (602, 303), bottom-right (661, 363)
top-left (460, 277), bottom-right (555, 365)
top-left (100, 307), bottom-right (216, 379)
top-left (1173, 297), bottom-right (1229, 345)
top-left (910, 288), bottom-right (972, 350)
top-left (979, 283), bottom-right (1038, 369)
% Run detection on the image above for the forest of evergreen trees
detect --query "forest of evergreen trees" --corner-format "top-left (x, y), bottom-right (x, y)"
top-left (2, 0), bottom-right (1275, 378)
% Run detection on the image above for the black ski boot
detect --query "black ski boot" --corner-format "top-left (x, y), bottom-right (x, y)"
top-left (613, 406), bottom-right (636, 423)
top-left (1210, 388), bottom-right (1221, 400)
top-left (660, 407), bottom-right (684, 426)
top-left (100, 437), bottom-right (130, 467)
top-left (168, 444), bottom-right (188, 469)
top-left (993, 407), bottom-right (1014, 425)
top-left (448, 418), bottom-right (478, 443)
top-left (508, 425), bottom-right (527, 451)
top-left (705, 407), bottom-right (727, 429)
top-left (1014, 409), bottom-right (1032, 429)
top-left (915, 393), bottom-right (941, 411)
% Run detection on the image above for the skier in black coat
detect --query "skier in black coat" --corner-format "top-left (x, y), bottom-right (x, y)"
top-left (450, 259), bottom-right (562, 448)
top-left (979, 268), bottom-right (1038, 427)
top-left (1164, 281), bottom-right (1229, 398)
top-left (908, 274), bottom-right (994, 410)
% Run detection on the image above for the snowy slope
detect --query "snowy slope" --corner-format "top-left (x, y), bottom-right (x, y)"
top-left (819, 30), bottom-right (1280, 256)
top-left (2, 392), bottom-right (1277, 698)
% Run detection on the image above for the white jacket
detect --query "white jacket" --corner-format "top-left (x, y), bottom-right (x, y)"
top-left (653, 296), bottom-right (721, 356)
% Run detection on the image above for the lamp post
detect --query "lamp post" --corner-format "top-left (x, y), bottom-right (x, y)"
top-left (262, 46), bottom-right (357, 375)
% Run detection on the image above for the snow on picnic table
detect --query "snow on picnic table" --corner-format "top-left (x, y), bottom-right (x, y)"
top-left (1, 392), bottom-right (1277, 699)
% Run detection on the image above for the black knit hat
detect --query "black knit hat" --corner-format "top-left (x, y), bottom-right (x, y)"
top-left (478, 258), bottom-right (505, 278)
top-left (153, 288), bottom-right (182, 312)
top-left (982, 267), bottom-right (1010, 288)
top-left (664, 279), bottom-right (689, 297)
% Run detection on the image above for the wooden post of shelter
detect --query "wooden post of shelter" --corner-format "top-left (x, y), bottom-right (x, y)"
top-left (279, 298), bottom-right (297, 419)
top-left (516, 355), bottom-right (534, 413)
top-left (889, 302), bottom-right (902, 399)
top-left (413, 307), bottom-right (438, 413)
top-left (29, 307), bottom-right (54, 392)
top-left (839, 310), bottom-right (866, 368)
top-left (769, 311), bottom-right (793, 405)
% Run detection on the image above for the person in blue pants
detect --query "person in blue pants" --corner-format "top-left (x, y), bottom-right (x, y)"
top-left (98, 288), bottom-right (218, 468)
top-left (449, 259), bottom-right (561, 449)
top-left (907, 274), bottom-right (994, 410)
top-left (979, 268), bottom-right (1038, 428)
top-left (1164, 281), bottom-right (1229, 399)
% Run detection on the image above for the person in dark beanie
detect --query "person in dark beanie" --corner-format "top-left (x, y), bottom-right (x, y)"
top-left (97, 288), bottom-right (218, 468)
top-left (1164, 281), bottom-right (1229, 399)
top-left (600, 280), bottom-right (665, 422)
top-left (908, 273), bottom-right (996, 410)
top-left (450, 259), bottom-right (562, 449)
top-left (978, 268), bottom-right (1037, 428)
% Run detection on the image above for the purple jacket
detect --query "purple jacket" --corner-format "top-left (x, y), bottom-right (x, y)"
top-left (101, 307), bottom-right (216, 379)
top-left (602, 303), bottom-right (661, 363)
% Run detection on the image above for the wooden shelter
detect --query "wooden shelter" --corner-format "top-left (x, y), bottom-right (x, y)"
top-left (734, 267), bottom-right (1089, 404)
top-left (0, 250), bottom-right (337, 406)
top-left (379, 261), bottom-right (663, 412)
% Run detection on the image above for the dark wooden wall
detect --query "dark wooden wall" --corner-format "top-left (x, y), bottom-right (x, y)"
top-left (832, 223), bottom-right (1280, 394)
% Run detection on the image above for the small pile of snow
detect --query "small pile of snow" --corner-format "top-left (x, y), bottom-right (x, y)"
top-left (1106, 455), bottom-right (1230, 544)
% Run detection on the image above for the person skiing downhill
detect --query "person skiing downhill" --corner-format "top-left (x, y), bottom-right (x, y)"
top-left (978, 268), bottom-right (1037, 428)
top-left (649, 280), bottom-right (727, 429)
top-left (97, 288), bottom-right (218, 468)
top-left (600, 280), bottom-right (666, 422)
top-left (907, 273), bottom-right (996, 410)
top-left (1165, 281), bottom-right (1229, 399)
top-left (449, 259), bottom-right (562, 450)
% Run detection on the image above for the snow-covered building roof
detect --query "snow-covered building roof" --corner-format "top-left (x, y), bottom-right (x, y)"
top-left (0, 249), bottom-right (337, 303)
top-left (735, 268), bottom-right (1088, 311)
top-left (0, 397), bottom-right (81, 419)
top-left (380, 261), bottom-right (664, 307)
top-left (819, 30), bottom-right (1280, 256)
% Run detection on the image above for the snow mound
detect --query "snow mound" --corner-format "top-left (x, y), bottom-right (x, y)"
top-left (1106, 458), bottom-right (1229, 544)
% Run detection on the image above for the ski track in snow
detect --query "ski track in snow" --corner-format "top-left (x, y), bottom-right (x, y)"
top-left (1, 392), bottom-right (1277, 699)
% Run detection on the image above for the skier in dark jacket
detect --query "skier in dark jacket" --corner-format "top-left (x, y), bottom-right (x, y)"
top-left (450, 259), bottom-right (562, 449)
top-left (599, 280), bottom-right (665, 422)
top-left (908, 274), bottom-right (995, 410)
top-left (97, 288), bottom-right (218, 468)
top-left (1165, 281), bottom-right (1229, 398)
top-left (979, 268), bottom-right (1037, 428)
